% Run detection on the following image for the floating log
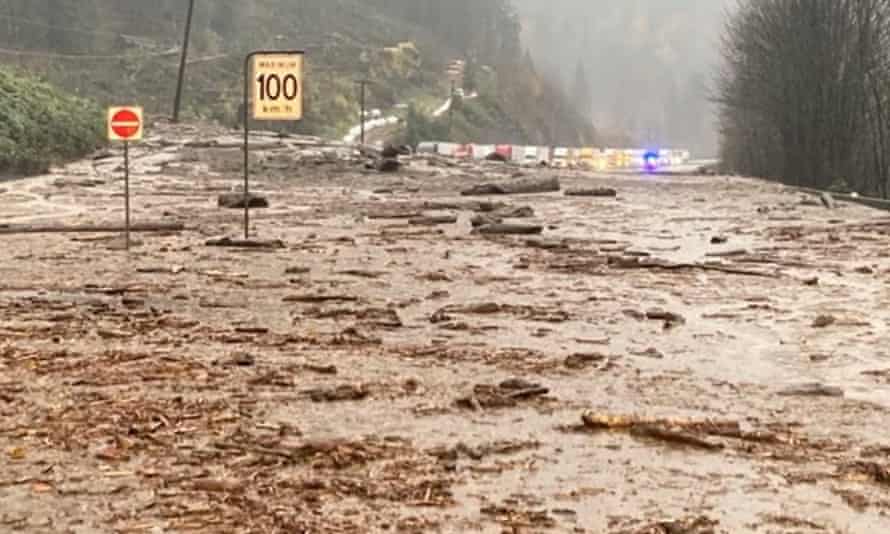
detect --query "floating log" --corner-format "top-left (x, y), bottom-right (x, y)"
top-left (461, 177), bottom-right (560, 196)
top-left (565, 188), bottom-right (618, 197)
top-left (0, 222), bottom-right (184, 235)
top-left (474, 224), bottom-right (544, 236)
top-left (205, 237), bottom-right (285, 249)
top-left (409, 215), bottom-right (458, 226)
top-left (218, 193), bottom-right (269, 209)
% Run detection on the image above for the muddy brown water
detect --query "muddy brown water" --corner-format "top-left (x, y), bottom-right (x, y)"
top-left (1, 129), bottom-right (889, 532)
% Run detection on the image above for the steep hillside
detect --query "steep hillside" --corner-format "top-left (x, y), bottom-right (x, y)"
top-left (0, 0), bottom-right (595, 145)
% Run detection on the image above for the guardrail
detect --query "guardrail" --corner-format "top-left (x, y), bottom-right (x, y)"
top-left (796, 187), bottom-right (890, 212)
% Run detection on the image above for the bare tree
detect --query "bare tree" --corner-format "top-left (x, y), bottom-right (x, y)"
top-left (717, 0), bottom-right (890, 196)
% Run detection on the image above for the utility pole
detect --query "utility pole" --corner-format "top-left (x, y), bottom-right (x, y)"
top-left (355, 79), bottom-right (369, 145)
top-left (173, 0), bottom-right (196, 123)
top-left (448, 79), bottom-right (456, 140)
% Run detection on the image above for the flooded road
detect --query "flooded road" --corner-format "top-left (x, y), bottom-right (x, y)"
top-left (1, 122), bottom-right (889, 533)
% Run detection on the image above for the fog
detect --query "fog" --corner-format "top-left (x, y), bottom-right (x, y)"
top-left (514, 0), bottom-right (734, 156)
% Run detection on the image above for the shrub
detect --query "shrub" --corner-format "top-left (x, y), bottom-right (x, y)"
top-left (0, 67), bottom-right (103, 175)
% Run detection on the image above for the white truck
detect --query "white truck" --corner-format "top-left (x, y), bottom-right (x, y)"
top-left (552, 147), bottom-right (570, 168)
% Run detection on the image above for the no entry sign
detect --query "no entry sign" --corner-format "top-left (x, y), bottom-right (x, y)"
top-left (108, 106), bottom-right (143, 141)
top-left (106, 105), bottom-right (144, 251)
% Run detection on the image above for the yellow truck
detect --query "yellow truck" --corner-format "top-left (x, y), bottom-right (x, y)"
top-left (578, 147), bottom-right (596, 169)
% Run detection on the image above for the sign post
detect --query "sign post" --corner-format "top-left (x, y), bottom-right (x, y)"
top-left (243, 50), bottom-right (304, 239)
top-left (107, 106), bottom-right (144, 250)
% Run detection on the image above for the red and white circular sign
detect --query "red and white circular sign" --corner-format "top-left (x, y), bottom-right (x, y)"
top-left (107, 106), bottom-right (143, 141)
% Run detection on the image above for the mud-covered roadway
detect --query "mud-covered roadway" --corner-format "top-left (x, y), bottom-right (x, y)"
top-left (1, 121), bottom-right (889, 533)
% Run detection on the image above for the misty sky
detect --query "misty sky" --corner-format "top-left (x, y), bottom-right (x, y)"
top-left (515, 0), bottom-right (736, 156)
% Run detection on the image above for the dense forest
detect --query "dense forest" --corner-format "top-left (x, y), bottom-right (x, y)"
top-left (717, 0), bottom-right (890, 197)
top-left (0, 0), bottom-right (594, 146)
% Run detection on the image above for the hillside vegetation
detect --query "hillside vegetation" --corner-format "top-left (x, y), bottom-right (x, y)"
top-left (0, 0), bottom-right (595, 146)
top-left (0, 66), bottom-right (102, 174)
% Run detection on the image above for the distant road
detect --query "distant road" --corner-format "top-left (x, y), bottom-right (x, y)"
top-left (342, 91), bottom-right (478, 144)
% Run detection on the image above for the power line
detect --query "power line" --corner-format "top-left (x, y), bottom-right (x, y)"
top-left (0, 46), bottom-right (178, 60)
top-left (0, 13), bottom-right (152, 40)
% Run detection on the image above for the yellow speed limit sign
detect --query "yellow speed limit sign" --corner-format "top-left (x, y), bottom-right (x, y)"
top-left (251, 52), bottom-right (304, 120)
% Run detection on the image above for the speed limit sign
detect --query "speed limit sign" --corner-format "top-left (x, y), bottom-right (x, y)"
top-left (251, 52), bottom-right (303, 120)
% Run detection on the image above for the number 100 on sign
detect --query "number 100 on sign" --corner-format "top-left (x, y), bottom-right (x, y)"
top-left (252, 53), bottom-right (303, 121)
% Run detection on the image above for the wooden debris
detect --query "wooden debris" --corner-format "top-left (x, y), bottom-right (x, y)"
top-left (0, 222), bottom-right (184, 235)
top-left (778, 383), bottom-right (844, 397)
top-left (218, 193), bottom-right (269, 209)
top-left (205, 237), bottom-right (285, 249)
top-left (282, 294), bottom-right (359, 303)
top-left (409, 215), bottom-right (458, 226)
top-left (307, 384), bottom-right (369, 402)
top-left (564, 187), bottom-right (618, 197)
top-left (461, 177), bottom-right (560, 196)
top-left (629, 424), bottom-right (724, 451)
top-left (812, 315), bottom-right (836, 328)
top-left (474, 224), bottom-right (544, 236)
top-left (471, 214), bottom-right (503, 227)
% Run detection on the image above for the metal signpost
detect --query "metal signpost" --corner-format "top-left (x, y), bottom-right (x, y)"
top-left (242, 50), bottom-right (304, 239)
top-left (355, 79), bottom-right (370, 145)
top-left (107, 106), bottom-right (144, 250)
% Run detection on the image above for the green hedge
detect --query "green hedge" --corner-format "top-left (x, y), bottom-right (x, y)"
top-left (0, 67), bottom-right (103, 175)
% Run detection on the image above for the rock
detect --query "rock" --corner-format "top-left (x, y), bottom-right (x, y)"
top-left (710, 236), bottom-right (729, 244)
top-left (820, 192), bottom-right (837, 209)
top-left (812, 314), bottom-right (836, 328)
top-left (471, 214), bottom-right (503, 228)
top-left (461, 177), bottom-right (560, 196)
top-left (803, 276), bottom-right (819, 286)
top-left (633, 347), bottom-right (665, 359)
top-left (381, 145), bottom-right (400, 158)
top-left (218, 193), bottom-right (269, 209)
top-left (564, 188), bottom-right (618, 197)
top-left (376, 158), bottom-right (401, 173)
top-left (778, 383), bottom-right (844, 397)
top-left (565, 353), bottom-right (607, 369)
top-left (646, 308), bottom-right (686, 328)
top-left (474, 224), bottom-right (544, 236)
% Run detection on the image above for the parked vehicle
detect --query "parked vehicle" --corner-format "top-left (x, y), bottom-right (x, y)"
top-left (495, 144), bottom-right (513, 160)
top-left (552, 147), bottom-right (570, 168)
top-left (436, 142), bottom-right (456, 157)
top-left (473, 144), bottom-right (495, 161)
top-left (536, 146), bottom-right (551, 165)
top-left (505, 145), bottom-right (522, 164)
top-left (522, 146), bottom-right (539, 165)
top-left (454, 144), bottom-right (474, 159)
top-left (417, 142), bottom-right (438, 154)
top-left (577, 148), bottom-right (596, 169)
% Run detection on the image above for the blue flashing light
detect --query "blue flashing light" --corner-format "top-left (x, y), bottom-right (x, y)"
top-left (643, 150), bottom-right (659, 172)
